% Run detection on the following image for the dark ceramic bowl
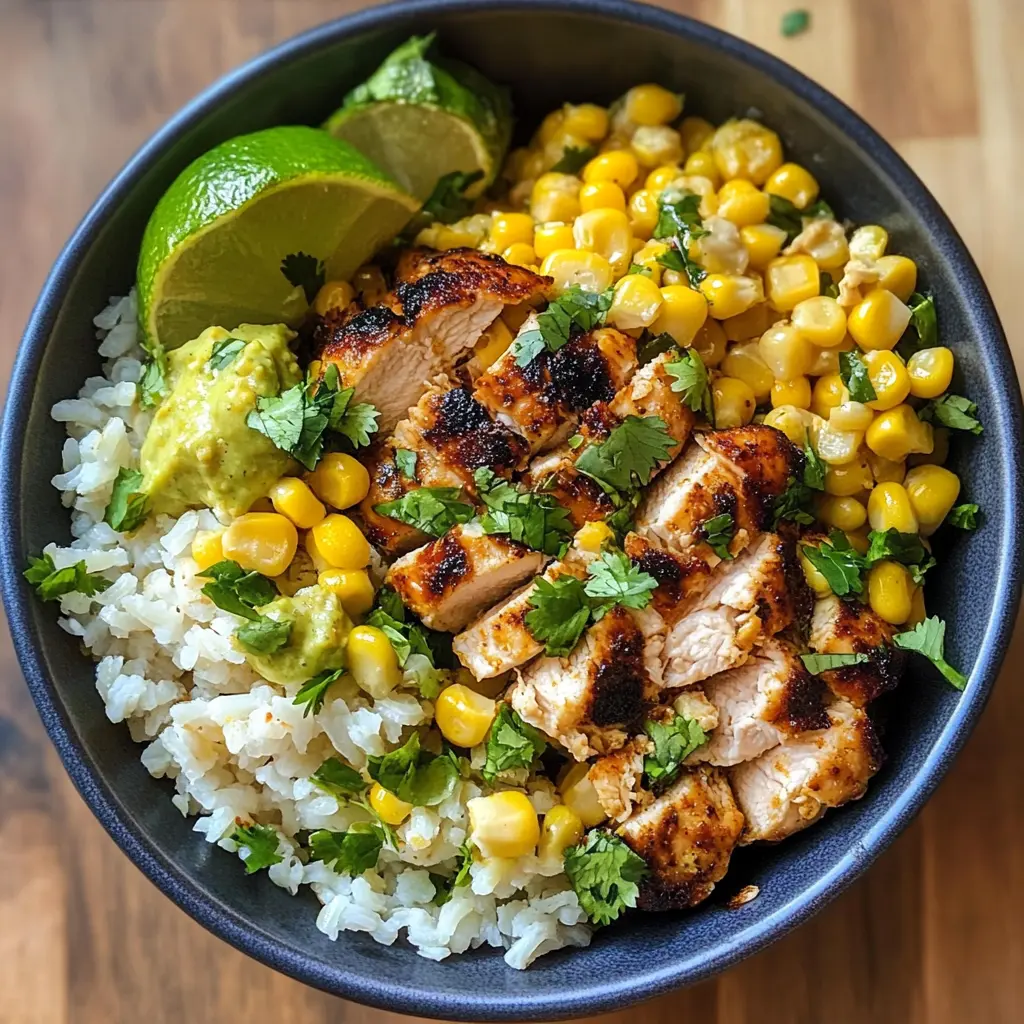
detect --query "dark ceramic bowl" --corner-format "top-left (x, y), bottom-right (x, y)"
top-left (3, 0), bottom-right (1022, 1018)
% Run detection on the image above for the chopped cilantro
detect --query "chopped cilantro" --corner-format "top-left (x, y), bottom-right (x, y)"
top-left (23, 553), bottom-right (110, 603)
top-left (474, 467), bottom-right (574, 556)
top-left (231, 823), bottom-right (283, 874)
top-left (583, 549), bottom-right (658, 614)
top-left (395, 448), bottom-right (418, 480)
top-left (628, 263), bottom-right (653, 278)
top-left (699, 512), bottom-right (735, 560)
top-left (908, 292), bottom-right (938, 349)
top-left (800, 652), bottom-right (870, 675)
top-left (511, 286), bottom-right (613, 367)
top-left (482, 704), bottom-right (547, 781)
top-left (524, 575), bottom-right (593, 657)
top-left (948, 503), bottom-right (980, 530)
top-left (652, 188), bottom-right (708, 287)
top-left (803, 444), bottom-right (827, 491)
top-left (567, 433), bottom-right (585, 450)
top-left (894, 616), bottom-right (967, 690)
top-left (235, 615), bottom-right (292, 654)
top-left (665, 347), bottom-right (714, 422)
top-left (374, 487), bottom-right (475, 537)
top-left (310, 757), bottom-right (368, 799)
top-left (919, 393), bottom-right (982, 435)
top-left (551, 144), bottom-right (598, 174)
top-left (839, 350), bottom-right (877, 404)
top-left (766, 193), bottom-right (803, 243)
top-left (636, 330), bottom-right (678, 366)
top-left (575, 415), bottom-right (676, 497)
top-left (138, 355), bottom-right (168, 408)
top-left (309, 823), bottom-right (385, 876)
top-left (819, 272), bottom-right (840, 299)
top-left (209, 337), bottom-right (246, 371)
top-left (420, 169), bottom-right (484, 225)
top-left (104, 467), bottom-right (150, 533)
top-left (431, 842), bottom-right (474, 905)
top-left (292, 667), bottom-right (345, 717)
top-left (563, 831), bottom-right (647, 926)
top-left (326, 381), bottom-right (381, 449)
top-left (197, 560), bottom-right (277, 620)
top-left (643, 714), bottom-right (706, 790)
top-left (367, 732), bottom-right (460, 805)
top-left (280, 252), bottom-right (325, 305)
top-left (801, 531), bottom-right (868, 597)
top-left (781, 9), bottom-right (811, 36)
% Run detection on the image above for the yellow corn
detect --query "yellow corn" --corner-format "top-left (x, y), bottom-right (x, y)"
top-left (758, 323), bottom-right (814, 379)
top-left (474, 319), bottom-right (515, 369)
top-left (741, 223), bottom-right (788, 269)
top-left (907, 347), bottom-right (954, 399)
top-left (830, 401), bottom-right (875, 432)
top-left (867, 481), bottom-right (919, 534)
top-left (191, 529), bottom-right (224, 572)
top-left (318, 569), bottom-right (375, 617)
top-left (651, 284), bottom-right (708, 346)
top-left (537, 108), bottom-right (567, 146)
top-left (824, 457), bottom-right (873, 496)
top-left (308, 452), bottom-right (370, 511)
top-left (806, 343), bottom-right (845, 377)
top-left (310, 514), bottom-right (370, 570)
top-left (721, 340), bottom-right (775, 401)
top-left (801, 548), bottom-right (833, 597)
top-left (579, 181), bottom-right (626, 213)
top-left (712, 376), bottom-right (757, 428)
top-left (817, 494), bottom-right (867, 531)
top-left (559, 762), bottom-right (607, 827)
top-left (872, 255), bottom-right (918, 303)
top-left (847, 290), bottom-right (912, 351)
top-left (645, 164), bottom-right (683, 192)
top-left (582, 149), bottom-right (639, 189)
top-left (699, 273), bottom-right (764, 319)
top-left (680, 116), bottom-right (715, 153)
top-left (711, 119), bottom-right (783, 185)
top-left (467, 791), bottom-right (540, 859)
top-left (607, 273), bottom-right (664, 329)
top-left (572, 208), bottom-right (633, 278)
top-left (434, 683), bottom-right (497, 748)
top-left (683, 150), bottom-right (721, 188)
top-left (910, 425), bottom-right (949, 468)
top-left (627, 188), bottom-right (660, 239)
top-left (670, 174), bottom-right (720, 218)
top-left (348, 624), bottom-right (402, 698)
top-left (716, 179), bottom-right (770, 227)
top-left (770, 377), bottom-right (812, 409)
top-left (563, 103), bottom-right (609, 141)
top-left (629, 240), bottom-right (669, 284)
top-left (692, 318), bottom-right (729, 367)
top-left (537, 805), bottom-right (585, 863)
top-left (540, 248), bottom-right (615, 294)
top-left (908, 585), bottom-right (927, 627)
top-left (904, 465), bottom-right (961, 536)
top-left (489, 212), bottom-right (535, 251)
top-left (624, 84), bottom-right (684, 126)
top-left (860, 349), bottom-right (911, 411)
top-left (352, 265), bottom-right (387, 305)
top-left (764, 162), bottom-right (819, 209)
top-left (631, 125), bottom-right (684, 169)
top-left (790, 295), bottom-right (847, 347)
top-left (813, 421), bottom-right (864, 465)
top-left (502, 242), bottom-right (538, 268)
top-left (845, 527), bottom-right (871, 555)
top-left (763, 405), bottom-right (815, 446)
top-left (810, 373), bottom-right (846, 419)
top-left (268, 477), bottom-right (326, 530)
top-left (849, 225), bottom-right (888, 262)
top-left (799, 220), bottom-right (850, 271)
top-left (866, 405), bottom-right (934, 462)
top-left (221, 512), bottom-right (298, 578)
top-left (868, 561), bottom-right (914, 625)
top-left (369, 781), bottom-right (412, 825)
top-left (575, 520), bottom-right (614, 553)
top-left (866, 451), bottom-right (907, 485)
top-left (531, 173), bottom-right (582, 223)
top-left (314, 280), bottom-right (355, 316)
top-left (765, 254), bottom-right (820, 311)
top-left (533, 222), bottom-right (575, 261)
top-left (721, 304), bottom-right (777, 343)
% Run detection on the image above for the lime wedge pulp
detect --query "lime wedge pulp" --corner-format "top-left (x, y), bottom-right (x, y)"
top-left (324, 34), bottom-right (512, 201)
top-left (137, 125), bottom-right (419, 352)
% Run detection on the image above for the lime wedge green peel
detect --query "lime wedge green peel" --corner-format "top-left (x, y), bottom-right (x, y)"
top-left (137, 125), bottom-right (418, 352)
top-left (324, 34), bottom-right (512, 201)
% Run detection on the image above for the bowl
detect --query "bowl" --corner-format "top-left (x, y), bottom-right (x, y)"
top-left (3, 0), bottom-right (1022, 1018)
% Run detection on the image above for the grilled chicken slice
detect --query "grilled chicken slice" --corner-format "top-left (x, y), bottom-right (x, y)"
top-left (624, 532), bottom-right (720, 625)
top-left (729, 699), bottom-right (883, 844)
top-left (385, 522), bottom-right (546, 633)
top-left (589, 736), bottom-right (651, 824)
top-left (618, 766), bottom-right (745, 910)
top-left (317, 249), bottom-right (548, 433)
top-left (692, 639), bottom-right (831, 766)
top-left (521, 448), bottom-right (616, 528)
top-left (473, 321), bottom-right (637, 454)
top-left (508, 605), bottom-right (659, 760)
top-left (635, 425), bottom-right (800, 554)
top-left (658, 531), bottom-right (808, 688)
top-left (809, 594), bottom-right (903, 706)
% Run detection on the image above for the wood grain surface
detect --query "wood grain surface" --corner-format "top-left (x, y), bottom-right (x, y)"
top-left (1, 1), bottom-right (1022, 1021)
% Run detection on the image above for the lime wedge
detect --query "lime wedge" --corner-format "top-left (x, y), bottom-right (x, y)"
top-left (137, 125), bottom-right (419, 351)
top-left (325, 34), bottom-right (512, 201)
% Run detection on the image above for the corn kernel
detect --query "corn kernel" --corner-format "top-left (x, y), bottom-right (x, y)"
top-left (468, 791), bottom-right (540, 859)
top-left (519, 149), bottom-right (547, 183)
top-left (563, 103), bottom-right (609, 141)
top-left (691, 317), bottom-right (728, 367)
top-left (531, 173), bottom-right (582, 223)
top-left (866, 405), bottom-right (934, 462)
top-left (352, 265), bottom-right (387, 305)
top-left (222, 512), bottom-right (298, 577)
top-left (765, 255), bottom-right (820, 311)
top-left (474, 319), bottom-right (515, 369)
top-left (192, 529), bottom-right (224, 572)
top-left (817, 494), bottom-right (867, 532)
top-left (711, 119), bottom-right (783, 185)
top-left (722, 304), bottom-right (777, 343)
top-left (847, 290), bottom-right (912, 351)
top-left (572, 208), bottom-right (633, 278)
top-left (908, 585), bottom-right (927, 627)
top-left (435, 683), bottom-right (497, 748)
top-left (630, 240), bottom-right (669, 284)
top-left (559, 762), bottom-right (607, 827)
top-left (348, 624), bottom-right (402, 698)
top-left (797, 219), bottom-right (850, 271)
top-left (575, 520), bottom-right (614, 553)
top-left (806, 343), bottom-right (846, 377)
top-left (716, 179), bottom-right (770, 227)
top-left (845, 527), bottom-right (871, 554)
top-left (866, 451), bottom-right (906, 485)
top-left (830, 401), bottom-right (875, 432)
top-left (811, 373), bottom-right (846, 419)
top-left (683, 150), bottom-right (721, 188)
top-left (790, 295), bottom-right (847, 347)
top-left (712, 376), bottom-right (757, 428)
top-left (578, 180), bottom-right (625, 215)
top-left (607, 273), bottom-right (664, 329)
top-left (304, 529), bottom-right (331, 572)
top-left (908, 426), bottom-right (949, 468)
top-left (537, 805), bottom-right (585, 863)
top-left (489, 212), bottom-right (535, 251)
top-left (868, 561), bottom-right (914, 625)
top-left (764, 162), bottom-right (819, 209)
top-left (700, 273), bottom-right (764, 319)
top-left (868, 481), bottom-right (919, 534)
top-left (763, 405), bottom-right (815, 446)
top-left (758, 323), bottom-right (813, 379)
top-left (369, 781), bottom-right (412, 825)
top-left (862, 349), bottom-right (911, 411)
top-left (537, 108), bottom-right (567, 146)
top-left (310, 514), bottom-right (370, 570)
top-left (872, 255), bottom-right (917, 303)
top-left (624, 83), bottom-right (683, 126)
top-left (268, 477), bottom-right (326, 530)
top-left (582, 150), bottom-right (639, 189)
top-left (645, 164), bottom-right (683, 192)
top-left (741, 223), bottom-right (788, 269)
top-left (680, 116), bottom-right (715, 153)
top-left (651, 284), bottom-right (708, 346)
top-left (771, 377), bottom-right (812, 409)
top-left (904, 465), bottom-right (961, 536)
top-left (628, 188), bottom-right (660, 239)
top-left (502, 242), bottom-right (538, 268)
top-left (540, 248), bottom-right (615, 294)
top-left (721, 340), bottom-right (775, 401)
top-left (849, 225), bottom-right (888, 263)
top-left (309, 452), bottom-right (370, 510)
top-left (824, 457), bottom-right (873, 496)
top-left (631, 125), bottom-right (684, 168)
top-left (907, 347), bottom-right (954, 399)
top-left (318, 569), bottom-right (375, 617)
top-left (813, 421), bottom-right (864, 465)
top-left (314, 280), bottom-right (355, 316)
top-left (533, 222), bottom-right (575, 261)
top-left (800, 550), bottom-right (833, 597)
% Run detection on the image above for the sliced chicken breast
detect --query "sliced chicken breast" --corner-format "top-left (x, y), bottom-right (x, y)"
top-left (729, 699), bottom-right (883, 844)
top-left (508, 605), bottom-right (658, 760)
top-left (317, 249), bottom-right (548, 433)
top-left (386, 521), bottom-right (546, 633)
top-left (692, 639), bottom-right (831, 766)
top-left (618, 766), bottom-right (745, 910)
top-left (521, 448), bottom-right (616, 529)
top-left (589, 736), bottom-right (651, 825)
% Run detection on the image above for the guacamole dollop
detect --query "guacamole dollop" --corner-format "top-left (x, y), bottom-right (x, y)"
top-left (140, 324), bottom-right (300, 518)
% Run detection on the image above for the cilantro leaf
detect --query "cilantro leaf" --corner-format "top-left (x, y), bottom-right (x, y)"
top-left (909, 557), bottom-right (936, 586)
top-left (563, 831), bottom-right (647, 926)
top-left (894, 616), bottom-right (967, 690)
top-left (364, 587), bottom-right (448, 695)
top-left (292, 667), bottom-right (346, 717)
top-left (628, 263), bottom-right (653, 278)
top-left (419, 169), bottom-right (484, 225)
top-left (310, 757), bottom-right (368, 799)
top-left (138, 354), bottom-right (168, 408)
top-left (395, 448), bottom-right (418, 480)
top-left (235, 615), bottom-right (292, 654)
top-left (801, 531), bottom-right (868, 597)
top-left (567, 433), bottom-right (584, 450)
top-left (23, 554), bottom-right (111, 603)
top-left (636, 330), bottom-right (678, 365)
top-left (908, 292), bottom-right (938, 349)
top-left (919, 393), bottom-right (982, 435)
top-left (765, 194), bottom-right (804, 243)
top-left (803, 445), bottom-right (826, 491)
top-left (773, 478), bottom-right (816, 526)
top-left (104, 467), bottom-right (149, 533)
top-left (309, 823), bottom-right (384, 875)
top-left (511, 286), bottom-right (613, 367)
top-left (805, 199), bottom-right (835, 220)
top-left (209, 337), bottom-right (246, 371)
top-left (665, 347), bottom-right (714, 422)
top-left (652, 188), bottom-right (708, 287)
top-left (839, 350), bottom-right (877, 404)
top-left (374, 487), bottom-right (475, 536)
top-left (281, 252), bottom-right (325, 305)
top-left (551, 144), bottom-right (597, 174)
top-left (583, 549), bottom-right (658, 614)
top-left (699, 513), bottom-right (735, 560)
top-left (575, 415), bottom-right (676, 496)
top-left (197, 560), bottom-right (277, 620)
top-left (800, 652), bottom-right (870, 675)
top-left (367, 731), bottom-right (460, 805)
top-left (474, 467), bottom-right (573, 556)
top-left (819, 272), bottom-right (840, 299)
top-left (328, 386), bottom-right (381, 449)
top-left (482, 704), bottom-right (546, 781)
top-left (865, 528), bottom-right (928, 568)
top-left (781, 9), bottom-right (811, 37)
top-left (643, 714), bottom-right (706, 790)
top-left (231, 823), bottom-right (283, 874)
top-left (524, 575), bottom-right (593, 656)
top-left (431, 842), bottom-right (474, 905)
top-left (948, 503), bottom-right (980, 530)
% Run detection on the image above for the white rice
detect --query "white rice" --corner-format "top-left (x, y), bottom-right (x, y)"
top-left (46, 292), bottom-right (591, 968)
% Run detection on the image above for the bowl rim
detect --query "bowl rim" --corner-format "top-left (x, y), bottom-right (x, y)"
top-left (3, 0), bottom-right (1022, 1018)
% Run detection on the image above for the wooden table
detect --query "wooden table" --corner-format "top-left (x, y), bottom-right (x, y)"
top-left (1, 1), bottom-right (1021, 1021)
